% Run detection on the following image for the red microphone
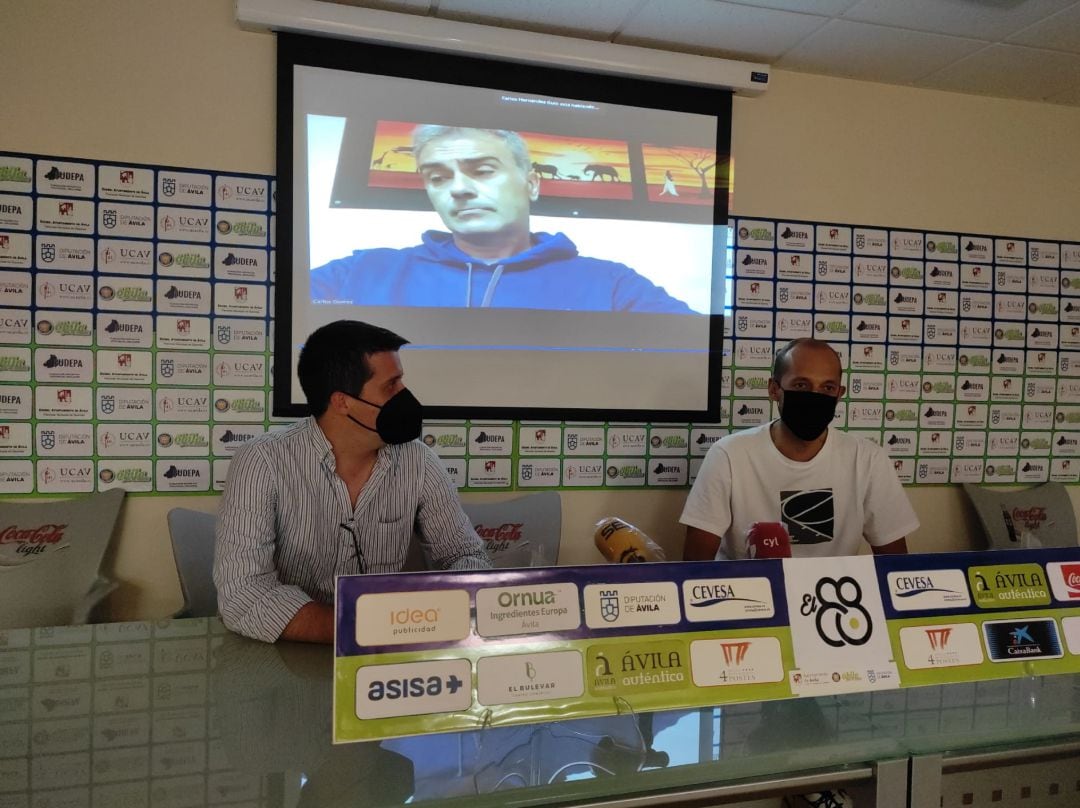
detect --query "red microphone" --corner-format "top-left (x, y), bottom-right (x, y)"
top-left (746, 522), bottom-right (792, 559)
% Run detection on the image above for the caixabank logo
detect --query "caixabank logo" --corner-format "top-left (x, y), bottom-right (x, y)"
top-left (983, 618), bottom-right (1063, 662)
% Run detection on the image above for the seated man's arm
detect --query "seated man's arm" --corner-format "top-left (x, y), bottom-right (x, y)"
top-left (415, 447), bottom-right (492, 570)
top-left (679, 445), bottom-right (734, 560)
top-left (872, 536), bottom-right (909, 555)
top-left (309, 258), bottom-right (352, 304)
top-left (279, 602), bottom-right (334, 644)
top-left (862, 446), bottom-right (919, 556)
top-left (214, 444), bottom-right (319, 643)
top-left (612, 267), bottom-right (694, 314)
top-left (684, 526), bottom-right (724, 561)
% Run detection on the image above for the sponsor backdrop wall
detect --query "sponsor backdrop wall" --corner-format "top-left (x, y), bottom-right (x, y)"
top-left (5, 1), bottom-right (1080, 619)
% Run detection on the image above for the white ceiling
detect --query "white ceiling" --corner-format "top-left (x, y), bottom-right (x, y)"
top-left (331, 0), bottom-right (1080, 106)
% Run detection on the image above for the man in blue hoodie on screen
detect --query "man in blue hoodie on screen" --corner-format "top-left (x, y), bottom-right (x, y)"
top-left (310, 125), bottom-right (694, 313)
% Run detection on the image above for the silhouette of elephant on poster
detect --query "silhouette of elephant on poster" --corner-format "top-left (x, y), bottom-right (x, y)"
top-left (531, 162), bottom-right (562, 179)
top-left (584, 164), bottom-right (620, 182)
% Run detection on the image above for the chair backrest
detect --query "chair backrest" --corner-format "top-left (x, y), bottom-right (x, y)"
top-left (167, 508), bottom-right (219, 617)
top-left (0, 488), bottom-right (126, 629)
top-left (462, 491), bottom-right (562, 568)
top-left (962, 482), bottom-right (1078, 549)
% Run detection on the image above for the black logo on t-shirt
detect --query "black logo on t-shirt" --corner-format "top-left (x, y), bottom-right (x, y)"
top-left (780, 489), bottom-right (834, 544)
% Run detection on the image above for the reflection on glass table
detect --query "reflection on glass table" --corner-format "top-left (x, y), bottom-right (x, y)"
top-left (0, 617), bottom-right (1078, 808)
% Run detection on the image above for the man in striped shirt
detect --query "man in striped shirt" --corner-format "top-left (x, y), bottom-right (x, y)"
top-left (214, 320), bottom-right (490, 643)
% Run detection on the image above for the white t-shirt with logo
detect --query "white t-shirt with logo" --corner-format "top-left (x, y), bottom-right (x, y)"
top-left (680, 422), bottom-right (919, 559)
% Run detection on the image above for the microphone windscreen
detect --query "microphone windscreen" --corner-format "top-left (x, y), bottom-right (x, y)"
top-left (594, 517), bottom-right (661, 563)
top-left (746, 522), bottom-right (792, 559)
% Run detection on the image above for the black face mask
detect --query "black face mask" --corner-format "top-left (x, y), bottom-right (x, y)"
top-left (778, 388), bottom-right (838, 442)
top-left (345, 388), bottom-right (423, 445)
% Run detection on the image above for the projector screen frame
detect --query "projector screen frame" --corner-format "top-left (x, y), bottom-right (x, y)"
top-left (274, 32), bottom-right (730, 423)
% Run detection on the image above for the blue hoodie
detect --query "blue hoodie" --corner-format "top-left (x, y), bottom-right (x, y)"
top-left (310, 231), bottom-right (693, 313)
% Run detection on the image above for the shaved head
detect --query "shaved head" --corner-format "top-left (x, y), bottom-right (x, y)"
top-left (772, 338), bottom-right (842, 383)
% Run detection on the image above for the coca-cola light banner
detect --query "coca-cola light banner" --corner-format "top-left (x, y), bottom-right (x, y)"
top-left (0, 521), bottom-right (68, 564)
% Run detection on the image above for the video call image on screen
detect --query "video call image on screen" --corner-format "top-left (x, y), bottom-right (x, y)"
top-left (289, 62), bottom-right (729, 415)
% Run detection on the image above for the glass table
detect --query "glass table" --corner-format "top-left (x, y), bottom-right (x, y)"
top-left (1, 617), bottom-right (1078, 807)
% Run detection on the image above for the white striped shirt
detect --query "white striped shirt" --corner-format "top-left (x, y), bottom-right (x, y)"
top-left (213, 417), bottom-right (490, 642)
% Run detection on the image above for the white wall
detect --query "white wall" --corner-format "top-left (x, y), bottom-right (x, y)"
top-left (7, 0), bottom-right (1080, 619)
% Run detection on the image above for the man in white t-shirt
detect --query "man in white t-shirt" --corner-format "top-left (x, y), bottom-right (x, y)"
top-left (681, 338), bottom-right (918, 560)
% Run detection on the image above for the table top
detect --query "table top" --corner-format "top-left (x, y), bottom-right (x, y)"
top-left (1, 617), bottom-right (1078, 807)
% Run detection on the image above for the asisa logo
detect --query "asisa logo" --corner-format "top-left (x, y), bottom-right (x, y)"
top-left (355, 659), bottom-right (472, 719)
top-left (367, 671), bottom-right (464, 701)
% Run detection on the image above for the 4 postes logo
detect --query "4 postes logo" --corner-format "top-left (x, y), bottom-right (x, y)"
top-left (1046, 562), bottom-right (1080, 602)
top-left (897, 623), bottom-right (983, 670)
top-left (886, 569), bottom-right (971, 611)
top-left (355, 659), bottom-right (472, 720)
top-left (688, 636), bottom-right (785, 687)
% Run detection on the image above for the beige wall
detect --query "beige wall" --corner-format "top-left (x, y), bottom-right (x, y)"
top-left (7, 1), bottom-right (1080, 619)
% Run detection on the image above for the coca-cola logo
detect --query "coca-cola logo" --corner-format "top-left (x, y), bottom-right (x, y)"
top-left (0, 523), bottom-right (67, 561)
top-left (474, 522), bottom-right (523, 542)
top-left (1011, 506), bottom-right (1047, 531)
top-left (1062, 563), bottom-right (1080, 596)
